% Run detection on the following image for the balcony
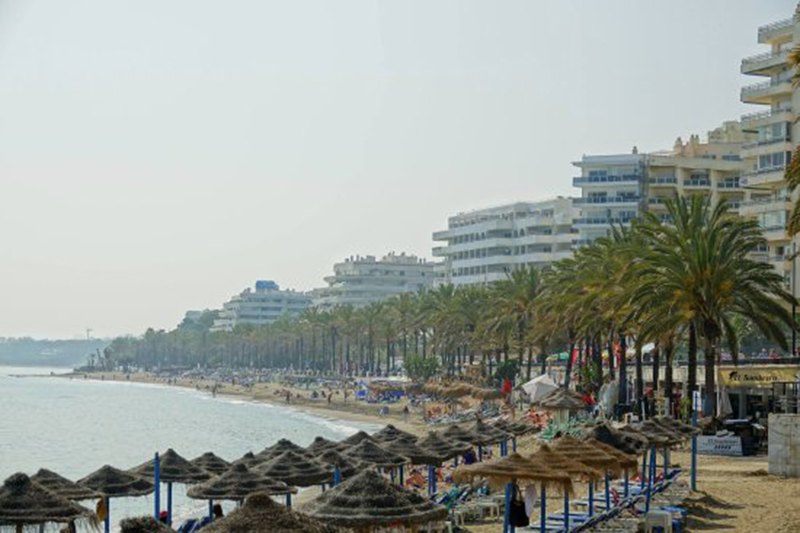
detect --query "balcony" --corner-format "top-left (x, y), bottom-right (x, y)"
top-left (758, 18), bottom-right (793, 44)
top-left (648, 176), bottom-right (677, 186)
top-left (716, 179), bottom-right (741, 190)
top-left (761, 225), bottom-right (789, 241)
top-left (741, 137), bottom-right (792, 158)
top-left (572, 174), bottom-right (641, 186)
top-left (741, 78), bottom-right (792, 104)
top-left (740, 166), bottom-right (786, 187)
top-left (741, 108), bottom-right (794, 132)
top-left (739, 195), bottom-right (791, 215)
top-left (683, 179), bottom-right (711, 188)
top-left (572, 196), bottom-right (640, 206)
top-left (574, 216), bottom-right (636, 227)
top-left (741, 49), bottom-right (789, 75)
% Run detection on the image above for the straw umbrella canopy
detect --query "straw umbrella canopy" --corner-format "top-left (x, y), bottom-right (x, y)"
top-left (255, 451), bottom-right (331, 487)
top-left (585, 439), bottom-right (639, 472)
top-left (316, 450), bottom-right (360, 478)
top-left (506, 420), bottom-right (538, 437)
top-left (0, 473), bottom-right (95, 529)
top-left (338, 431), bottom-right (376, 449)
top-left (415, 432), bottom-right (471, 465)
top-left (468, 419), bottom-right (511, 445)
top-left (299, 469), bottom-right (448, 532)
top-left (442, 424), bottom-right (489, 446)
top-left (78, 465), bottom-right (154, 498)
top-left (204, 492), bottom-right (342, 533)
top-left (584, 422), bottom-right (649, 455)
top-left (371, 424), bottom-right (417, 444)
top-left (652, 416), bottom-right (701, 437)
top-left (186, 463), bottom-right (295, 501)
top-left (130, 448), bottom-right (210, 484)
top-left (255, 439), bottom-right (312, 463)
top-left (550, 437), bottom-right (622, 477)
top-left (380, 438), bottom-right (433, 466)
top-left (305, 436), bottom-right (342, 455)
top-left (120, 516), bottom-right (173, 533)
top-left (533, 388), bottom-right (585, 410)
top-left (625, 422), bottom-right (681, 447)
top-left (530, 445), bottom-right (602, 483)
top-left (231, 452), bottom-right (261, 469)
top-left (190, 452), bottom-right (231, 476)
top-left (342, 440), bottom-right (407, 469)
top-left (30, 469), bottom-right (100, 501)
top-left (453, 452), bottom-right (573, 492)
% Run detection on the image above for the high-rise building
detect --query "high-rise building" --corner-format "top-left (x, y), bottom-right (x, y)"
top-left (432, 198), bottom-right (577, 286)
top-left (573, 122), bottom-right (750, 246)
top-left (312, 253), bottom-right (435, 309)
top-left (739, 11), bottom-right (797, 284)
top-left (210, 280), bottom-right (312, 332)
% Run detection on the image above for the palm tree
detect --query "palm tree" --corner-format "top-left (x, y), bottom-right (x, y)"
top-left (633, 196), bottom-right (795, 414)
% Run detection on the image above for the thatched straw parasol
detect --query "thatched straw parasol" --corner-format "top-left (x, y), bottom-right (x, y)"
top-left (190, 452), bottom-right (231, 476)
top-left (0, 473), bottom-right (95, 529)
top-left (442, 424), bottom-right (489, 446)
top-left (255, 439), bottom-right (312, 463)
top-left (531, 445), bottom-right (602, 483)
top-left (585, 439), bottom-right (639, 471)
top-left (186, 463), bottom-right (295, 501)
top-left (652, 416), bottom-right (701, 437)
top-left (494, 419), bottom-right (537, 437)
top-left (371, 424), bottom-right (417, 444)
top-left (231, 452), bottom-right (261, 468)
top-left (533, 388), bottom-right (585, 410)
top-left (468, 419), bottom-right (511, 445)
top-left (342, 440), bottom-right (407, 469)
top-left (453, 452), bottom-right (573, 492)
top-left (78, 465), bottom-right (154, 498)
top-left (299, 469), bottom-right (447, 532)
top-left (472, 387), bottom-right (503, 400)
top-left (628, 421), bottom-right (682, 446)
top-left (305, 436), bottom-right (342, 455)
top-left (120, 515), bottom-right (173, 533)
top-left (204, 492), bottom-right (342, 533)
top-left (415, 431), bottom-right (471, 465)
top-left (130, 448), bottom-right (210, 483)
top-left (255, 451), bottom-right (331, 487)
top-left (338, 431), bottom-right (376, 448)
top-left (584, 422), bottom-right (648, 455)
top-left (551, 437), bottom-right (622, 476)
top-left (380, 438), bottom-right (434, 466)
top-left (30, 469), bottom-right (100, 501)
top-left (316, 450), bottom-right (360, 478)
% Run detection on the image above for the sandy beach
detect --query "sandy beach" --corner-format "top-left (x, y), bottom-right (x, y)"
top-left (69, 372), bottom-right (800, 533)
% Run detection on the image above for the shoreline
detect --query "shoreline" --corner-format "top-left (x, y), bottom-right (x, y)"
top-left (58, 371), bottom-right (427, 436)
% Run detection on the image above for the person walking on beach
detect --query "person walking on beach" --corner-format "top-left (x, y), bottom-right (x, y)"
top-left (403, 404), bottom-right (410, 423)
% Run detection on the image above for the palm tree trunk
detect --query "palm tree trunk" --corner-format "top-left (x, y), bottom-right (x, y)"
top-left (688, 322), bottom-right (698, 402)
top-left (664, 341), bottom-right (674, 417)
top-left (564, 336), bottom-right (575, 389)
top-left (635, 342), bottom-right (644, 416)
top-left (607, 335), bottom-right (615, 380)
top-left (526, 346), bottom-right (533, 380)
top-left (618, 331), bottom-right (627, 408)
top-left (704, 337), bottom-right (717, 417)
top-left (652, 346), bottom-right (660, 392)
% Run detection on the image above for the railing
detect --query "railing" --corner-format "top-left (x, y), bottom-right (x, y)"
top-left (758, 18), bottom-right (793, 41)
top-left (648, 197), bottom-right (666, 205)
top-left (717, 180), bottom-right (741, 189)
top-left (741, 49), bottom-right (789, 70)
top-left (572, 174), bottom-right (641, 185)
top-left (741, 78), bottom-right (791, 99)
top-left (683, 179), bottom-right (711, 187)
top-left (740, 195), bottom-right (790, 207)
top-left (743, 137), bottom-right (791, 149)
top-left (572, 196), bottom-right (640, 205)
top-left (742, 164), bottom-right (786, 178)
top-left (648, 176), bottom-right (677, 185)
top-left (574, 217), bottom-right (636, 225)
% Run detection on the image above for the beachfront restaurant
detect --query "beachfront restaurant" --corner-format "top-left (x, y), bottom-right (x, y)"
top-left (719, 364), bottom-right (800, 419)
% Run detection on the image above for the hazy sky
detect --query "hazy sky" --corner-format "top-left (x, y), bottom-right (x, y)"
top-left (0, 0), bottom-right (794, 338)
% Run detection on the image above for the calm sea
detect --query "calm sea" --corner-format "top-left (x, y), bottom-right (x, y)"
top-left (0, 366), bottom-right (378, 531)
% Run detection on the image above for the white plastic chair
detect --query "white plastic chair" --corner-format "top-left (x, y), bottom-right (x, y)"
top-left (644, 510), bottom-right (673, 533)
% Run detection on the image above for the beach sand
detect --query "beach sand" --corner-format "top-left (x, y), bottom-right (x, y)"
top-left (71, 372), bottom-right (800, 532)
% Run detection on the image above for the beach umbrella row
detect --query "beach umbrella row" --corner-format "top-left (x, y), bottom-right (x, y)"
top-left (0, 473), bottom-right (95, 533)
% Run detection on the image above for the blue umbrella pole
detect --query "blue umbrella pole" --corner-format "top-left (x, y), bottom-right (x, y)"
top-left (663, 447), bottom-right (669, 479)
top-left (563, 489), bottom-right (569, 531)
top-left (588, 480), bottom-right (594, 516)
top-left (624, 470), bottom-right (629, 498)
top-left (640, 448), bottom-right (648, 489)
top-left (502, 482), bottom-right (513, 533)
top-left (286, 492), bottom-right (292, 507)
top-left (396, 465), bottom-right (402, 486)
top-left (691, 410), bottom-right (698, 491)
top-left (154, 452), bottom-right (161, 519)
top-left (645, 447), bottom-right (655, 512)
top-left (478, 445), bottom-right (483, 462)
top-left (539, 484), bottom-right (546, 533)
top-left (104, 498), bottom-right (110, 533)
top-left (604, 472), bottom-right (610, 509)
top-left (167, 482), bottom-right (173, 525)
top-left (208, 500), bottom-right (213, 520)
top-left (512, 437), bottom-right (517, 452)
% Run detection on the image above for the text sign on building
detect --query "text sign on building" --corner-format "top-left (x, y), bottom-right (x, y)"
top-left (718, 366), bottom-right (800, 389)
top-left (696, 435), bottom-right (744, 457)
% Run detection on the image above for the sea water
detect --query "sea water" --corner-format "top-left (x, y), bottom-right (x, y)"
top-left (0, 366), bottom-right (379, 531)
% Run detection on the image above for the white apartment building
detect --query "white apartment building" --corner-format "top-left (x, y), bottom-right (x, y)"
top-left (573, 122), bottom-right (750, 246)
top-left (211, 280), bottom-right (312, 332)
top-left (739, 12), bottom-right (798, 284)
top-left (432, 198), bottom-right (577, 286)
top-left (312, 253), bottom-right (435, 309)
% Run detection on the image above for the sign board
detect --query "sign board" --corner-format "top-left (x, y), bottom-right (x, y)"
top-left (718, 366), bottom-right (800, 388)
top-left (697, 435), bottom-right (744, 456)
